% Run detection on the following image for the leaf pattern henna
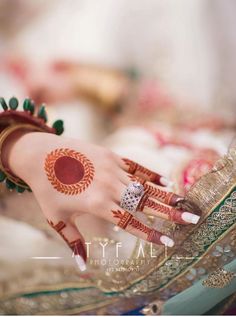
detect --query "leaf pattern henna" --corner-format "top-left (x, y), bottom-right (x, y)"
top-left (111, 210), bottom-right (171, 245)
top-left (45, 148), bottom-right (94, 195)
top-left (144, 183), bottom-right (173, 205)
top-left (144, 198), bottom-right (186, 224)
top-left (128, 174), bottom-right (146, 185)
top-left (112, 210), bottom-right (151, 235)
top-left (123, 158), bottom-right (161, 184)
top-left (129, 217), bottom-right (151, 234)
top-left (129, 174), bottom-right (184, 207)
top-left (145, 198), bottom-right (174, 219)
top-left (112, 210), bottom-right (133, 229)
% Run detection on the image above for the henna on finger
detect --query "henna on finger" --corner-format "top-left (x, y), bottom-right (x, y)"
top-left (122, 175), bottom-right (199, 224)
top-left (144, 183), bottom-right (184, 206)
top-left (45, 148), bottom-right (94, 195)
top-left (112, 210), bottom-right (133, 230)
top-left (70, 239), bottom-right (87, 261)
top-left (122, 158), bottom-right (169, 186)
top-left (129, 174), bottom-right (184, 207)
top-left (140, 198), bottom-right (200, 225)
top-left (111, 209), bottom-right (174, 247)
top-left (47, 219), bottom-right (87, 262)
top-left (147, 230), bottom-right (163, 245)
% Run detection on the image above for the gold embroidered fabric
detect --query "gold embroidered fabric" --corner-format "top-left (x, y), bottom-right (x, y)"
top-left (202, 268), bottom-right (235, 288)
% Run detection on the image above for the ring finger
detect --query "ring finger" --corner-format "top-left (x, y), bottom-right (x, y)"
top-left (120, 172), bottom-right (184, 207)
top-left (101, 203), bottom-right (175, 247)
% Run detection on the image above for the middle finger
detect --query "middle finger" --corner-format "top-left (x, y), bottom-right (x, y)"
top-left (121, 173), bottom-right (185, 207)
top-left (138, 195), bottom-right (200, 225)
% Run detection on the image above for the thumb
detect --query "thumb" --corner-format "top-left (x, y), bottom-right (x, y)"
top-left (47, 218), bottom-right (87, 271)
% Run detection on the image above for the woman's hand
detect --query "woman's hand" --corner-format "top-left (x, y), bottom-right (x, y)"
top-left (4, 132), bottom-right (200, 271)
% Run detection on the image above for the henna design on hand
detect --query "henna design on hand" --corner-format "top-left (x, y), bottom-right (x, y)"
top-left (143, 198), bottom-right (185, 224)
top-left (69, 239), bottom-right (87, 261)
top-left (129, 217), bottom-right (151, 235)
top-left (147, 230), bottom-right (162, 244)
top-left (129, 175), bottom-right (184, 207)
top-left (111, 209), bottom-right (162, 244)
top-left (112, 209), bottom-right (150, 233)
top-left (144, 183), bottom-right (175, 205)
top-left (47, 219), bottom-right (87, 261)
top-left (45, 148), bottom-right (94, 195)
top-left (123, 158), bottom-right (162, 185)
top-left (112, 210), bottom-right (133, 229)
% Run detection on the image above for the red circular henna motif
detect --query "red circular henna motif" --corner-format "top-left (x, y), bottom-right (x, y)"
top-left (45, 148), bottom-right (94, 195)
top-left (54, 156), bottom-right (85, 184)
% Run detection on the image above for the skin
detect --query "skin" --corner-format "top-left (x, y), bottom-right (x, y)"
top-left (2, 131), bottom-right (199, 265)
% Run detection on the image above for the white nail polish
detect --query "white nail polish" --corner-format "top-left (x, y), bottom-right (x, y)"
top-left (75, 255), bottom-right (87, 271)
top-left (182, 212), bottom-right (200, 224)
top-left (160, 235), bottom-right (174, 247)
top-left (160, 177), bottom-right (173, 187)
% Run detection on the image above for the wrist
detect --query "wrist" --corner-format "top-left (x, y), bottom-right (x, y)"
top-left (2, 131), bottom-right (48, 186)
top-left (2, 129), bottom-right (30, 169)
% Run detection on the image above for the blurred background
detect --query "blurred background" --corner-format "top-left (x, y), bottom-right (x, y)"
top-left (0, 0), bottom-right (235, 143)
top-left (0, 0), bottom-right (236, 314)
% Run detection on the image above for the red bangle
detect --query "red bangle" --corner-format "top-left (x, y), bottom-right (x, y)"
top-left (0, 97), bottom-right (64, 193)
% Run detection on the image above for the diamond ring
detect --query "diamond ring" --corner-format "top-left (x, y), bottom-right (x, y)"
top-left (120, 182), bottom-right (145, 212)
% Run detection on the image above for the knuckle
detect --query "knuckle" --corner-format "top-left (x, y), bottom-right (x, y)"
top-left (89, 193), bottom-right (107, 211)
top-left (97, 173), bottom-right (113, 187)
top-left (103, 148), bottom-right (117, 162)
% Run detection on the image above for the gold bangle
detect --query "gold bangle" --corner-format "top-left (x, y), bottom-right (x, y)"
top-left (0, 123), bottom-right (45, 191)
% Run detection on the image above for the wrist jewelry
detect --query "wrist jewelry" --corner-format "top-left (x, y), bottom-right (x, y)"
top-left (0, 97), bottom-right (64, 193)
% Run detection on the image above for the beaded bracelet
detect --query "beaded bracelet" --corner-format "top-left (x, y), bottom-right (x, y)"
top-left (0, 97), bottom-right (64, 193)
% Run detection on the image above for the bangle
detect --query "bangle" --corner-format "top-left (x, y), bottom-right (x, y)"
top-left (0, 97), bottom-right (64, 135)
top-left (0, 97), bottom-right (64, 193)
top-left (0, 124), bottom-right (43, 192)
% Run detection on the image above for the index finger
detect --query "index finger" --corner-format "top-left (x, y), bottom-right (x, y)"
top-left (120, 158), bottom-right (170, 187)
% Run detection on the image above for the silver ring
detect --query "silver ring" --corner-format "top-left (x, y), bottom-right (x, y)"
top-left (120, 182), bottom-right (145, 212)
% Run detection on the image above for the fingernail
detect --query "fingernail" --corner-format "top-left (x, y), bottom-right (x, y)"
top-left (75, 255), bottom-right (87, 271)
top-left (182, 212), bottom-right (200, 224)
top-left (160, 177), bottom-right (173, 187)
top-left (160, 235), bottom-right (175, 247)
